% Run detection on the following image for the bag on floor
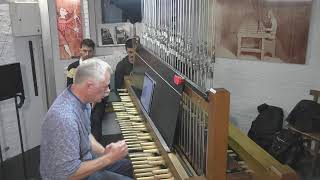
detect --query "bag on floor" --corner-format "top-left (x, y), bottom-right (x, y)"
top-left (269, 129), bottom-right (305, 167)
top-left (286, 100), bottom-right (320, 132)
top-left (248, 103), bottom-right (284, 151)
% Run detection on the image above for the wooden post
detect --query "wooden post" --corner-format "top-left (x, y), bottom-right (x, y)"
top-left (206, 88), bottom-right (230, 180)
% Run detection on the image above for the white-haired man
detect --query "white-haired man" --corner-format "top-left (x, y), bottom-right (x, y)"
top-left (40, 58), bottom-right (133, 180)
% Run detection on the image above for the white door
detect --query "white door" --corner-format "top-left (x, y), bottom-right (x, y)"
top-left (0, 36), bottom-right (48, 159)
top-left (0, 3), bottom-right (48, 160)
top-left (14, 36), bottom-right (48, 151)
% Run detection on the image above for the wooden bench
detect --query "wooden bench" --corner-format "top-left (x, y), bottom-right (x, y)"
top-left (288, 89), bottom-right (320, 176)
top-left (237, 20), bottom-right (276, 60)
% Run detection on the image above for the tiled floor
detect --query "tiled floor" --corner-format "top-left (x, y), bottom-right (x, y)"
top-left (0, 146), bottom-right (40, 180)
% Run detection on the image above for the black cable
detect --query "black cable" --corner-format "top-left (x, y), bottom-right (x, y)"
top-left (14, 96), bottom-right (28, 180)
top-left (0, 142), bottom-right (5, 180)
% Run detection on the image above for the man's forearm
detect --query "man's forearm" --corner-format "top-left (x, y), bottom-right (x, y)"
top-left (68, 155), bottom-right (112, 180)
top-left (90, 134), bottom-right (105, 156)
top-left (70, 140), bottom-right (129, 179)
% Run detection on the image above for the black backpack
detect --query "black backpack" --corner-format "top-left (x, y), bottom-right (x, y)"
top-left (286, 100), bottom-right (320, 132)
top-left (269, 129), bottom-right (305, 167)
top-left (248, 103), bottom-right (284, 151)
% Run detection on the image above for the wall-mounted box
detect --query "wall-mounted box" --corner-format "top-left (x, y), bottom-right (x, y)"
top-left (9, 2), bottom-right (41, 36)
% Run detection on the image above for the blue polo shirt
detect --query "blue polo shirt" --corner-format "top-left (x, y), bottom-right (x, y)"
top-left (40, 87), bottom-right (92, 180)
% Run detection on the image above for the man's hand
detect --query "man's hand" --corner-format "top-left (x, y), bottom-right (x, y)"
top-left (69, 140), bottom-right (128, 180)
top-left (103, 140), bottom-right (128, 163)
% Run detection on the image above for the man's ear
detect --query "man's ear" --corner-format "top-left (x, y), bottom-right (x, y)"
top-left (86, 80), bottom-right (95, 89)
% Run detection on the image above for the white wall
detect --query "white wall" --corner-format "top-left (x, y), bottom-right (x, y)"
top-left (213, 0), bottom-right (320, 133)
top-left (0, 2), bottom-right (33, 160)
top-left (0, 4), bottom-right (19, 159)
top-left (0, 0), bottom-right (93, 159)
top-left (0, 2), bottom-right (47, 159)
top-left (53, 0), bottom-right (128, 94)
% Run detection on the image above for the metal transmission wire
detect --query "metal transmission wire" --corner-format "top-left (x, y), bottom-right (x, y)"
top-left (140, 0), bottom-right (216, 92)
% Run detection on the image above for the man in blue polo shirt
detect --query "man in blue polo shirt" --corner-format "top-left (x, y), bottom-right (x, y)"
top-left (67, 39), bottom-right (106, 143)
top-left (40, 58), bottom-right (132, 180)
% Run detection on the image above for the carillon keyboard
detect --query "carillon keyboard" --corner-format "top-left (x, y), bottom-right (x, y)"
top-left (111, 89), bottom-right (175, 180)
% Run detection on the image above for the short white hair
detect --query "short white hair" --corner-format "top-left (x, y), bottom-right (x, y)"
top-left (74, 57), bottom-right (112, 85)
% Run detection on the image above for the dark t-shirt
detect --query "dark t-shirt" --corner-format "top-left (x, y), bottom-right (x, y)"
top-left (115, 56), bottom-right (133, 90)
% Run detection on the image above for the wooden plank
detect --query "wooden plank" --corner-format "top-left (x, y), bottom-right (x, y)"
top-left (183, 85), bottom-right (209, 112)
top-left (239, 48), bottom-right (262, 53)
top-left (206, 88), bottom-right (230, 180)
top-left (228, 123), bottom-right (298, 180)
top-left (187, 176), bottom-right (207, 180)
top-left (289, 126), bottom-right (320, 141)
top-left (168, 153), bottom-right (189, 179)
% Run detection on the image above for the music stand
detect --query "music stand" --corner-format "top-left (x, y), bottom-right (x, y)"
top-left (140, 73), bottom-right (156, 115)
top-left (0, 63), bottom-right (27, 180)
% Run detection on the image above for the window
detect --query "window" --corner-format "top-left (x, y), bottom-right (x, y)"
top-left (101, 0), bottom-right (141, 24)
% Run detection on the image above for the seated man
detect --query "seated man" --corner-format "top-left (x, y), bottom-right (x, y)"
top-left (115, 38), bottom-right (138, 90)
top-left (67, 39), bottom-right (95, 86)
top-left (67, 39), bottom-right (105, 142)
top-left (40, 58), bottom-right (133, 180)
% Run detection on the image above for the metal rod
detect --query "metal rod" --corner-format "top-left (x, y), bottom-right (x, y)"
top-left (0, 142), bottom-right (5, 180)
top-left (14, 96), bottom-right (28, 180)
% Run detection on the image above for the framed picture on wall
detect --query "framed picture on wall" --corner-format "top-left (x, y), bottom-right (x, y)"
top-left (55, 0), bottom-right (83, 60)
top-left (97, 23), bottom-right (133, 47)
top-left (215, 0), bottom-right (313, 64)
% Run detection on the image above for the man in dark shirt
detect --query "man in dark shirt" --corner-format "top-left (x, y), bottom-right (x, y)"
top-left (67, 39), bottom-right (95, 86)
top-left (66, 39), bottom-right (105, 143)
top-left (115, 38), bottom-right (138, 90)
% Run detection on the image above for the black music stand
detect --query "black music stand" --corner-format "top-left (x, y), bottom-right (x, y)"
top-left (0, 63), bottom-right (27, 180)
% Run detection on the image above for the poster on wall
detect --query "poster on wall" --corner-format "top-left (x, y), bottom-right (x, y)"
top-left (215, 0), bottom-right (312, 64)
top-left (97, 23), bottom-right (133, 47)
top-left (55, 0), bottom-right (83, 60)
